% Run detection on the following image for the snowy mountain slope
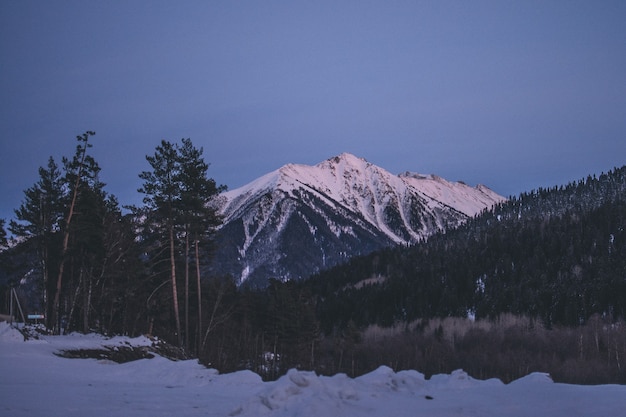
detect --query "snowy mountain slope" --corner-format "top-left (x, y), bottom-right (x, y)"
top-left (2, 322), bottom-right (626, 417)
top-left (211, 153), bottom-right (505, 287)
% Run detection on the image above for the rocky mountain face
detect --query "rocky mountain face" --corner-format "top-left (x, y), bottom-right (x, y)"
top-left (210, 153), bottom-right (505, 287)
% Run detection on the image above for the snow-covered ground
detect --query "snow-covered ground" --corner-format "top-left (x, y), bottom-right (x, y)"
top-left (2, 322), bottom-right (625, 417)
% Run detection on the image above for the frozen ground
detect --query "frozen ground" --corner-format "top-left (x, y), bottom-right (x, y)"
top-left (1, 322), bottom-right (625, 417)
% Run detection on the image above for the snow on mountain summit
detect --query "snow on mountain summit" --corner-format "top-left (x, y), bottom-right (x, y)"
top-left (222, 153), bottom-right (503, 230)
top-left (212, 153), bottom-right (505, 286)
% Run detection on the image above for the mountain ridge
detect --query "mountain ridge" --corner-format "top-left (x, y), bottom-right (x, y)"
top-left (211, 153), bottom-right (505, 287)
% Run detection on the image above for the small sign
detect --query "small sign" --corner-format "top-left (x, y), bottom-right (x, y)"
top-left (27, 314), bottom-right (45, 320)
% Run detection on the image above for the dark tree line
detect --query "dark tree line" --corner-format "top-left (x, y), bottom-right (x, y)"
top-left (1, 132), bottom-right (223, 355)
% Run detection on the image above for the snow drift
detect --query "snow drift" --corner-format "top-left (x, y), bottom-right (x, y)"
top-left (1, 322), bottom-right (625, 417)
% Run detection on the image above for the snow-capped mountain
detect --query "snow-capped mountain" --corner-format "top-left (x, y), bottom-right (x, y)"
top-left (210, 153), bottom-right (505, 287)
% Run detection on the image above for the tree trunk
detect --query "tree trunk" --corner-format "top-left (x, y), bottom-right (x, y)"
top-left (42, 244), bottom-right (51, 329)
top-left (84, 267), bottom-right (93, 334)
top-left (184, 228), bottom-right (190, 350)
top-left (195, 238), bottom-right (202, 355)
top-left (67, 268), bottom-right (83, 334)
top-left (169, 223), bottom-right (182, 347)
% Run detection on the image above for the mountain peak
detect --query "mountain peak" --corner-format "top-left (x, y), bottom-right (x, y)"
top-left (213, 153), bottom-right (505, 286)
top-left (326, 152), bottom-right (367, 164)
top-left (316, 152), bottom-right (372, 171)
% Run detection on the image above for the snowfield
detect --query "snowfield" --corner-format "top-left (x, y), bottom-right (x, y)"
top-left (1, 322), bottom-right (625, 417)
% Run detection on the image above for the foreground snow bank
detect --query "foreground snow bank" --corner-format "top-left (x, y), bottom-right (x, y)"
top-left (1, 323), bottom-right (625, 417)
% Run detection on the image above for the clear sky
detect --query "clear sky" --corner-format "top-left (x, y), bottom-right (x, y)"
top-left (1, 1), bottom-right (625, 224)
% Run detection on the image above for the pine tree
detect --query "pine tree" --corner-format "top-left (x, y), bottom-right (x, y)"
top-left (138, 140), bottom-right (184, 346)
top-left (51, 131), bottom-right (96, 333)
top-left (95, 197), bottom-right (146, 335)
top-left (138, 138), bottom-right (224, 350)
top-left (66, 177), bottom-right (107, 333)
top-left (176, 138), bottom-right (224, 352)
top-left (10, 156), bottom-right (65, 327)
top-left (0, 219), bottom-right (7, 249)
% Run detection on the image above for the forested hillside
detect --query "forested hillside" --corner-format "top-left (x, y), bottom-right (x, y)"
top-left (309, 166), bottom-right (626, 329)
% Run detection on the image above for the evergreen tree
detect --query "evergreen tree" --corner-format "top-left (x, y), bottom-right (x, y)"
top-left (10, 156), bottom-right (65, 326)
top-left (176, 138), bottom-right (224, 352)
top-left (7, 131), bottom-right (130, 334)
top-left (138, 140), bottom-right (184, 346)
top-left (51, 131), bottom-right (96, 333)
top-left (138, 138), bottom-right (224, 349)
top-left (64, 176), bottom-right (106, 333)
top-left (10, 157), bottom-right (65, 239)
top-left (0, 219), bottom-right (7, 249)
top-left (94, 198), bottom-right (146, 335)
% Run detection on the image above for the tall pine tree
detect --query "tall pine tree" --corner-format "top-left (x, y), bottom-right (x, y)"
top-left (10, 156), bottom-right (65, 327)
top-left (51, 131), bottom-right (96, 333)
top-left (138, 140), bottom-right (184, 346)
top-left (176, 138), bottom-right (224, 352)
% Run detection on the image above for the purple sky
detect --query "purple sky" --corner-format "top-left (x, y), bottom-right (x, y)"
top-left (1, 1), bottom-right (625, 223)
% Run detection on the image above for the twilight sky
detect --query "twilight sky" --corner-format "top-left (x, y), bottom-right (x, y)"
top-left (1, 1), bottom-right (625, 223)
